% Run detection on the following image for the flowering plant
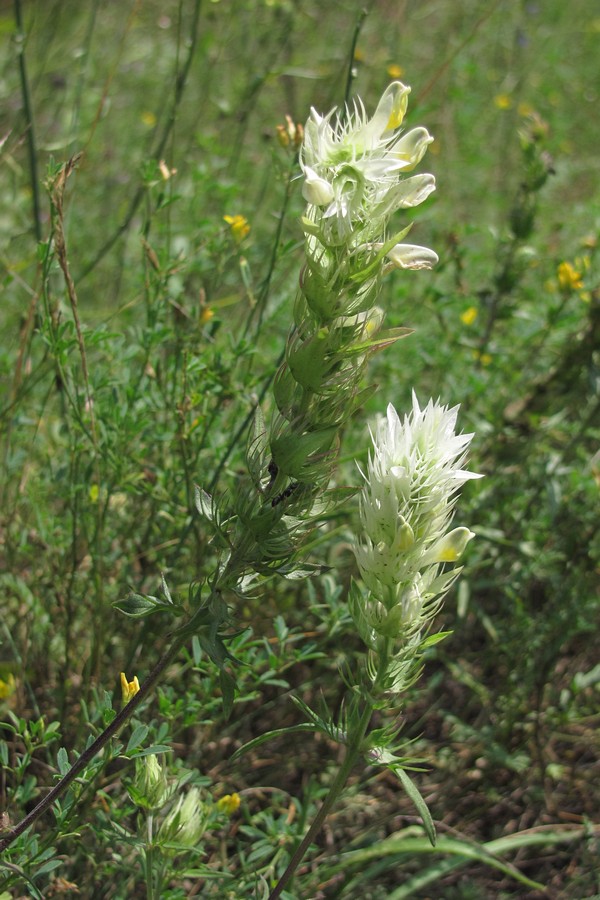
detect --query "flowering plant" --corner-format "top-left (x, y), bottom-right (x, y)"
top-left (351, 394), bottom-right (481, 694)
top-left (300, 81), bottom-right (437, 260)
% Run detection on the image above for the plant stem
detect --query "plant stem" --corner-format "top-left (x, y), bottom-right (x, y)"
top-left (14, 0), bottom-right (42, 244)
top-left (268, 701), bottom-right (373, 900)
top-left (145, 813), bottom-right (155, 900)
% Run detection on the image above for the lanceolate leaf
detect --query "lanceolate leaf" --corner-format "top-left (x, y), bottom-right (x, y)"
top-left (230, 724), bottom-right (319, 762)
top-left (394, 766), bottom-right (436, 847)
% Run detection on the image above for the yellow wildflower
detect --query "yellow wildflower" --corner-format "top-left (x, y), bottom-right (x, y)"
top-left (387, 64), bottom-right (404, 79)
top-left (200, 306), bottom-right (215, 325)
top-left (141, 111), bottom-right (157, 127)
top-left (473, 350), bottom-right (492, 367)
top-left (217, 793), bottom-right (241, 815)
top-left (121, 672), bottom-right (140, 703)
top-left (557, 261), bottom-right (583, 292)
top-left (460, 306), bottom-right (478, 326)
top-left (0, 673), bottom-right (16, 700)
top-left (494, 93), bottom-right (512, 110)
top-left (224, 214), bottom-right (250, 243)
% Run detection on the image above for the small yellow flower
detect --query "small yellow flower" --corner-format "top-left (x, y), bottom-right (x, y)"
top-left (141, 111), bottom-right (157, 127)
top-left (387, 64), bottom-right (404, 79)
top-left (224, 214), bottom-right (250, 243)
top-left (0, 673), bottom-right (16, 700)
top-left (121, 672), bottom-right (140, 703)
top-left (460, 306), bottom-right (478, 326)
top-left (217, 793), bottom-right (241, 815)
top-left (557, 261), bottom-right (583, 292)
top-left (494, 93), bottom-right (512, 110)
top-left (473, 350), bottom-right (492, 366)
top-left (200, 306), bottom-right (215, 324)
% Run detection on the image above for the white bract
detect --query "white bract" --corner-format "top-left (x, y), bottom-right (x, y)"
top-left (300, 81), bottom-right (435, 244)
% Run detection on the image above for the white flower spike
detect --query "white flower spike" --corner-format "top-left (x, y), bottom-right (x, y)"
top-left (300, 82), bottom-right (435, 244)
top-left (354, 395), bottom-right (481, 639)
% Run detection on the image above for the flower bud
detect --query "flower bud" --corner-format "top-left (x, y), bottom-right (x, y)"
top-left (302, 167), bottom-right (335, 206)
top-left (120, 672), bottom-right (140, 704)
top-left (128, 755), bottom-right (173, 811)
top-left (158, 787), bottom-right (207, 850)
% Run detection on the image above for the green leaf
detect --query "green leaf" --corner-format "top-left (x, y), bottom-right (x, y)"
top-left (231, 723), bottom-right (318, 762)
top-left (419, 631), bottom-right (452, 650)
top-left (160, 573), bottom-right (173, 605)
top-left (57, 746), bottom-right (70, 776)
top-left (128, 743), bottom-right (171, 759)
top-left (395, 766), bottom-right (436, 846)
top-left (126, 723), bottom-right (149, 753)
top-left (340, 326), bottom-right (413, 357)
top-left (349, 225), bottom-right (412, 284)
top-left (113, 591), bottom-right (168, 619)
top-left (194, 485), bottom-right (214, 521)
top-left (325, 826), bottom-right (559, 897)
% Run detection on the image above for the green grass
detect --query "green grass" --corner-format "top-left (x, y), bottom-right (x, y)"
top-left (1, 0), bottom-right (599, 897)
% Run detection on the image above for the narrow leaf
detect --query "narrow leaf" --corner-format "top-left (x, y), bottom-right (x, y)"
top-left (57, 746), bottom-right (70, 776)
top-left (220, 668), bottom-right (236, 721)
top-left (194, 485), bottom-right (214, 521)
top-left (113, 592), bottom-right (163, 618)
top-left (395, 766), bottom-right (436, 846)
top-left (231, 724), bottom-right (318, 762)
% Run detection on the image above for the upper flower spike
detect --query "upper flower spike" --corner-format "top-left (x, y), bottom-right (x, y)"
top-left (299, 82), bottom-right (435, 244)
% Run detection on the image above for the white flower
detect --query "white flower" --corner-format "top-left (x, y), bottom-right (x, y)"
top-left (354, 394), bottom-right (481, 630)
top-left (300, 82), bottom-right (435, 243)
top-left (375, 241), bottom-right (439, 272)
